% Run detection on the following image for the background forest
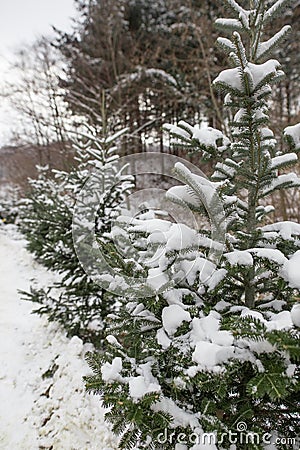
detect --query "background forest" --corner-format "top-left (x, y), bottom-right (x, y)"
top-left (0, 1), bottom-right (300, 449)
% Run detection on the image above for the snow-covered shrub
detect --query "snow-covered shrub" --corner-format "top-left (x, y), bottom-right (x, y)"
top-left (19, 126), bottom-right (133, 345)
top-left (85, 1), bottom-right (300, 448)
top-left (0, 184), bottom-right (21, 224)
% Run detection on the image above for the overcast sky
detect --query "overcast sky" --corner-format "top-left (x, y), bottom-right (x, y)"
top-left (0, 0), bottom-right (76, 145)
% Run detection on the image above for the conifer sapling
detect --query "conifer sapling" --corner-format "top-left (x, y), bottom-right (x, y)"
top-left (20, 119), bottom-right (133, 345)
top-left (85, 1), bottom-right (300, 448)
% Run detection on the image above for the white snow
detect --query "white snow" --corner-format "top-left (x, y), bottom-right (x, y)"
top-left (146, 221), bottom-right (199, 256)
top-left (128, 361), bottom-right (161, 401)
top-left (156, 327), bottom-right (171, 349)
top-left (270, 152), bottom-right (298, 169)
top-left (257, 25), bottom-right (291, 59)
top-left (106, 334), bottom-right (122, 347)
top-left (286, 364), bottom-right (297, 377)
top-left (262, 221), bottom-right (300, 240)
top-left (214, 65), bottom-right (242, 90)
top-left (248, 248), bottom-right (287, 265)
top-left (164, 123), bottom-right (190, 139)
top-left (162, 304), bottom-right (191, 335)
top-left (265, 0), bottom-right (291, 20)
top-left (248, 60), bottom-right (282, 88)
top-left (224, 250), bottom-right (253, 266)
top-left (166, 223), bottom-right (198, 252)
top-left (191, 314), bottom-right (234, 347)
top-left (166, 185), bottom-right (200, 208)
top-left (214, 300), bottom-right (232, 311)
top-left (190, 313), bottom-right (234, 370)
top-left (128, 375), bottom-right (161, 400)
top-left (267, 311), bottom-right (293, 331)
top-left (261, 127), bottom-right (274, 139)
top-left (290, 304), bottom-right (300, 328)
top-left (217, 37), bottom-right (235, 52)
top-left (284, 123), bottom-right (300, 150)
top-left (0, 226), bottom-right (118, 449)
top-left (241, 308), bottom-right (294, 332)
top-left (240, 308), bottom-right (264, 322)
top-left (124, 215), bottom-right (172, 234)
top-left (215, 18), bottom-right (244, 30)
top-left (169, 162), bottom-right (222, 208)
top-left (281, 250), bottom-right (300, 289)
top-left (101, 357), bottom-right (123, 382)
top-left (147, 267), bottom-right (169, 291)
top-left (206, 268), bottom-right (227, 292)
top-left (151, 397), bottom-right (200, 429)
top-left (214, 160), bottom-right (237, 178)
top-left (234, 108), bottom-right (246, 123)
top-left (214, 59), bottom-right (282, 92)
top-left (192, 341), bottom-right (234, 368)
top-left (180, 257), bottom-right (216, 286)
top-left (261, 127), bottom-right (276, 147)
top-left (164, 121), bottom-right (230, 151)
top-left (192, 126), bottom-right (230, 148)
top-left (263, 172), bottom-right (300, 195)
top-left (225, 0), bottom-right (247, 17)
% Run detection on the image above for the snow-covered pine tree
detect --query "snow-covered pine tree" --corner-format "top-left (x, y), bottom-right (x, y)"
top-left (19, 122), bottom-right (133, 345)
top-left (85, 1), bottom-right (300, 448)
top-left (19, 165), bottom-right (70, 266)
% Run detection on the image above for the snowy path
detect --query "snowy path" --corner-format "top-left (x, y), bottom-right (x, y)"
top-left (0, 226), bottom-right (118, 450)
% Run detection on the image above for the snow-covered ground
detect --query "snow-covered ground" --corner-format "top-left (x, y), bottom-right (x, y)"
top-left (0, 225), bottom-right (118, 450)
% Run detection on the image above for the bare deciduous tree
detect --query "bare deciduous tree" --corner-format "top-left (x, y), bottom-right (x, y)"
top-left (2, 37), bottom-right (71, 165)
